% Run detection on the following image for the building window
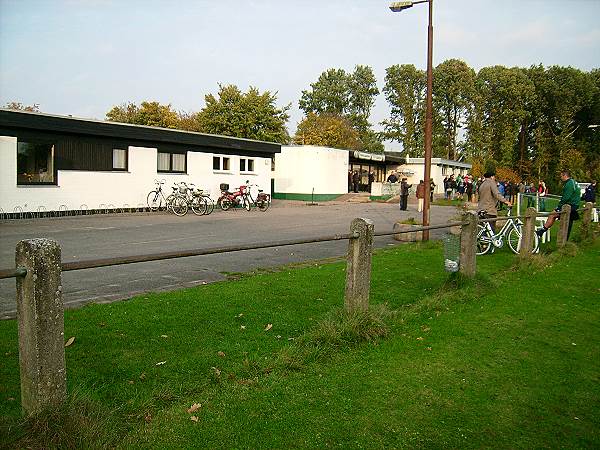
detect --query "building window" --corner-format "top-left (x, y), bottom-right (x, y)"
top-left (240, 158), bottom-right (255, 173)
top-left (17, 141), bottom-right (55, 185)
top-left (112, 149), bottom-right (127, 170)
top-left (213, 156), bottom-right (231, 171)
top-left (157, 152), bottom-right (186, 173)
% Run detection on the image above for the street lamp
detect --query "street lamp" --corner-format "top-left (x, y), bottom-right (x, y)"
top-left (390, 0), bottom-right (433, 241)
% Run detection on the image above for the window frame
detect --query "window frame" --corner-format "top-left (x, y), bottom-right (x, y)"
top-left (112, 148), bottom-right (128, 171)
top-left (16, 140), bottom-right (57, 186)
top-left (239, 157), bottom-right (255, 174)
top-left (157, 151), bottom-right (187, 174)
top-left (212, 155), bottom-right (232, 173)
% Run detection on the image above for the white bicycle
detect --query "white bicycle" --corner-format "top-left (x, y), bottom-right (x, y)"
top-left (476, 208), bottom-right (539, 255)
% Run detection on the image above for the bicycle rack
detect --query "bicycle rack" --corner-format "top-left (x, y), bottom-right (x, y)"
top-left (14, 206), bottom-right (23, 220)
top-left (58, 205), bottom-right (68, 217)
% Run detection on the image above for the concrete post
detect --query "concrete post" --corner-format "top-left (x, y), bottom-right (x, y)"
top-left (519, 207), bottom-right (537, 257)
top-left (557, 204), bottom-right (571, 248)
top-left (345, 218), bottom-right (374, 312)
top-left (16, 239), bottom-right (66, 416)
top-left (459, 213), bottom-right (477, 277)
top-left (581, 202), bottom-right (594, 241)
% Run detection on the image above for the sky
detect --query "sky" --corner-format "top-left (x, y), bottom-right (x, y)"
top-left (1, 0), bottom-right (599, 147)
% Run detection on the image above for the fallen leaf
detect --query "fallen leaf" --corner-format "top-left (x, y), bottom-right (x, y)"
top-left (421, 326), bottom-right (431, 332)
top-left (190, 416), bottom-right (199, 422)
top-left (139, 372), bottom-right (146, 380)
top-left (160, 335), bottom-right (168, 338)
top-left (65, 336), bottom-right (75, 347)
top-left (187, 403), bottom-right (201, 413)
top-left (237, 313), bottom-right (244, 318)
top-left (7, 397), bottom-right (15, 401)
top-left (240, 325), bottom-right (246, 330)
top-left (155, 361), bottom-right (167, 366)
top-left (426, 347), bottom-right (432, 351)
top-left (128, 380), bottom-right (134, 384)
top-left (264, 324), bottom-right (273, 332)
top-left (217, 351), bottom-right (226, 357)
top-left (212, 367), bottom-right (222, 377)
top-left (144, 413), bottom-right (152, 423)
top-left (416, 337), bottom-right (424, 341)
top-left (276, 335), bottom-right (282, 339)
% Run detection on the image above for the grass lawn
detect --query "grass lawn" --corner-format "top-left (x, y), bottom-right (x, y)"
top-left (0, 230), bottom-right (599, 448)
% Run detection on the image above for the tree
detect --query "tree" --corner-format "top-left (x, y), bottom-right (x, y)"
top-left (196, 84), bottom-right (290, 143)
top-left (299, 66), bottom-right (382, 151)
top-left (4, 102), bottom-right (40, 112)
top-left (106, 101), bottom-right (179, 128)
top-left (381, 64), bottom-right (426, 156)
top-left (294, 113), bottom-right (361, 150)
top-left (433, 59), bottom-right (476, 160)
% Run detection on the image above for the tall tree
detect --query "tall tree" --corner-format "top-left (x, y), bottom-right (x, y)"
top-left (433, 59), bottom-right (476, 160)
top-left (381, 64), bottom-right (426, 156)
top-left (299, 66), bottom-right (382, 151)
top-left (196, 84), bottom-right (290, 143)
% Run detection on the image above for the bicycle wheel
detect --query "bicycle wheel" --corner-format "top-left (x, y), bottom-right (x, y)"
top-left (165, 194), bottom-right (176, 213)
top-left (203, 196), bottom-right (215, 215)
top-left (219, 198), bottom-right (232, 211)
top-left (242, 195), bottom-right (251, 211)
top-left (171, 196), bottom-right (188, 216)
top-left (507, 227), bottom-right (539, 254)
top-left (191, 196), bottom-right (208, 216)
top-left (147, 191), bottom-right (162, 211)
top-left (257, 194), bottom-right (270, 212)
top-left (476, 223), bottom-right (493, 255)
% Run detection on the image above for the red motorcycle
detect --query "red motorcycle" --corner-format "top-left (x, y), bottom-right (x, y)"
top-left (217, 183), bottom-right (250, 211)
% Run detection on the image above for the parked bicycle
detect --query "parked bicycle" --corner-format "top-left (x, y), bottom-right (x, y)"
top-left (147, 180), bottom-right (168, 211)
top-left (218, 183), bottom-right (250, 211)
top-left (476, 208), bottom-right (539, 255)
top-left (245, 183), bottom-right (271, 212)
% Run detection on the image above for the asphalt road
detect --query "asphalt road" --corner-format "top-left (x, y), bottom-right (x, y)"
top-left (0, 200), bottom-right (457, 318)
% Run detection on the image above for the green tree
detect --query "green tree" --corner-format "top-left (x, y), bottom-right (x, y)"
top-left (106, 101), bottom-right (179, 128)
top-left (381, 64), bottom-right (426, 156)
top-left (196, 85), bottom-right (290, 143)
top-left (433, 59), bottom-right (476, 160)
top-left (299, 66), bottom-right (382, 151)
top-left (294, 113), bottom-right (361, 150)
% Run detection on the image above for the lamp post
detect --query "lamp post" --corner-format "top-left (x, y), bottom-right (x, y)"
top-left (390, 0), bottom-right (433, 241)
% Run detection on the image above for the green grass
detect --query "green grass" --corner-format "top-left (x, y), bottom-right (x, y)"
top-left (1, 236), bottom-right (599, 448)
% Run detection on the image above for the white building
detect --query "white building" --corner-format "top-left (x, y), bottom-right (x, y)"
top-left (387, 156), bottom-right (472, 194)
top-left (0, 110), bottom-right (279, 215)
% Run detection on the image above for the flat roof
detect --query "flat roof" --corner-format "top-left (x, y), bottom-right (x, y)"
top-left (0, 109), bottom-right (281, 154)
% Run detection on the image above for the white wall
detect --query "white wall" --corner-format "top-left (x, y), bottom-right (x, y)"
top-left (0, 136), bottom-right (272, 213)
top-left (274, 145), bottom-right (348, 195)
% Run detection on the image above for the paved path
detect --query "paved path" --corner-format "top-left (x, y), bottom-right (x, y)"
top-left (0, 201), bottom-right (458, 318)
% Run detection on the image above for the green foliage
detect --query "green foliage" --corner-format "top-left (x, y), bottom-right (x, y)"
top-left (294, 113), bottom-right (361, 150)
top-left (196, 84), bottom-right (290, 143)
top-left (106, 101), bottom-right (179, 128)
top-left (381, 64), bottom-right (426, 156)
top-left (299, 66), bottom-right (383, 152)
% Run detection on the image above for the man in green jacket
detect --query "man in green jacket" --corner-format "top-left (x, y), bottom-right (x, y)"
top-left (536, 170), bottom-right (580, 240)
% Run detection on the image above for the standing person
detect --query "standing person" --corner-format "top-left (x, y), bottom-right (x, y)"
top-left (536, 170), bottom-right (580, 241)
top-left (478, 172), bottom-right (512, 230)
top-left (497, 181), bottom-right (506, 210)
top-left (416, 180), bottom-right (426, 213)
top-left (443, 176), bottom-right (449, 200)
top-left (348, 170), bottom-right (353, 193)
top-left (352, 170), bottom-right (360, 193)
top-left (466, 179), bottom-right (474, 202)
top-left (368, 171), bottom-right (375, 193)
top-left (538, 180), bottom-right (548, 211)
top-left (399, 178), bottom-right (411, 211)
top-left (583, 181), bottom-right (596, 203)
top-left (429, 178), bottom-right (436, 203)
